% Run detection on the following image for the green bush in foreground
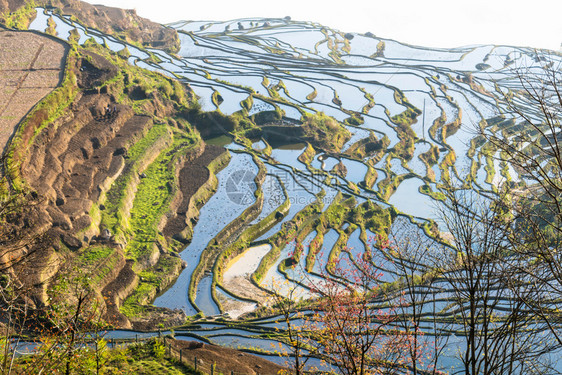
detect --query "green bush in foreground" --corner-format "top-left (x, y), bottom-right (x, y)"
top-left (5, 338), bottom-right (196, 375)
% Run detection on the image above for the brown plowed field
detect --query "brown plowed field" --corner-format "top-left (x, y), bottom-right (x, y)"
top-left (0, 29), bottom-right (68, 154)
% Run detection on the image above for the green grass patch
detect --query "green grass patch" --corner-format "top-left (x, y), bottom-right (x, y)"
top-left (301, 112), bottom-right (351, 152)
top-left (0, 1), bottom-right (37, 29)
top-left (9, 337), bottom-right (196, 374)
top-left (78, 245), bottom-right (114, 266)
top-left (100, 123), bottom-right (171, 239)
top-left (125, 129), bottom-right (198, 262)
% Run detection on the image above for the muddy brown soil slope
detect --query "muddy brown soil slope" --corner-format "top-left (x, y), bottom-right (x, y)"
top-left (13, 52), bottom-right (158, 317)
top-left (163, 144), bottom-right (225, 242)
top-left (23, 92), bottom-right (150, 243)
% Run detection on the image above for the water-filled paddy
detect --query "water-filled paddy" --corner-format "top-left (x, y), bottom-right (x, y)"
top-left (388, 177), bottom-right (438, 220)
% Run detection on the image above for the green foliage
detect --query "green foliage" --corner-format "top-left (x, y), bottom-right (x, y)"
top-left (158, 80), bottom-right (175, 99)
top-left (438, 150), bottom-right (456, 183)
top-left (324, 201), bottom-right (346, 228)
top-left (420, 144), bottom-right (440, 166)
top-left (46, 15), bottom-right (57, 36)
top-left (126, 129), bottom-right (198, 260)
top-left (389, 105), bottom-right (420, 160)
top-left (10, 338), bottom-right (195, 374)
top-left (0, 1), bottom-right (36, 29)
top-left (183, 108), bottom-right (239, 138)
top-left (78, 246), bottom-right (114, 265)
top-left (117, 45), bottom-right (131, 58)
top-left (71, 42), bottom-right (195, 114)
top-left (252, 110), bottom-right (282, 125)
top-left (240, 94), bottom-right (253, 111)
top-left (349, 200), bottom-right (392, 234)
top-left (301, 112), bottom-right (350, 152)
top-left (344, 115), bottom-right (364, 126)
top-left (391, 106), bottom-right (421, 128)
top-left (100, 123), bottom-right (171, 239)
top-left (420, 184), bottom-right (446, 201)
top-left (68, 28), bottom-right (81, 44)
top-left (297, 143), bottom-right (316, 165)
top-left (171, 80), bottom-right (187, 106)
top-left (152, 339), bottom-right (166, 359)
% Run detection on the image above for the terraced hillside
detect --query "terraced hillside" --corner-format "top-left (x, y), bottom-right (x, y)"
top-left (3, 3), bottom-right (562, 372)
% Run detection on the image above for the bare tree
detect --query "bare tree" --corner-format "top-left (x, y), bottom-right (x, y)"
top-left (270, 285), bottom-right (313, 375)
top-left (480, 54), bottom-right (562, 351)
top-left (438, 188), bottom-right (555, 374)
top-left (485, 53), bottom-right (562, 220)
top-left (385, 219), bottom-right (449, 375)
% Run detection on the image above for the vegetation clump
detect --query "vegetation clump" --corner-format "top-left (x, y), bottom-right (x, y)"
top-left (301, 112), bottom-right (350, 152)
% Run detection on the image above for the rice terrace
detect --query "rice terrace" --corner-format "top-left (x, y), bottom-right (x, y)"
top-left (1, 0), bottom-right (562, 374)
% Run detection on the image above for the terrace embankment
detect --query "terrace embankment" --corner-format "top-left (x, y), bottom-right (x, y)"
top-left (22, 92), bottom-right (150, 244)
